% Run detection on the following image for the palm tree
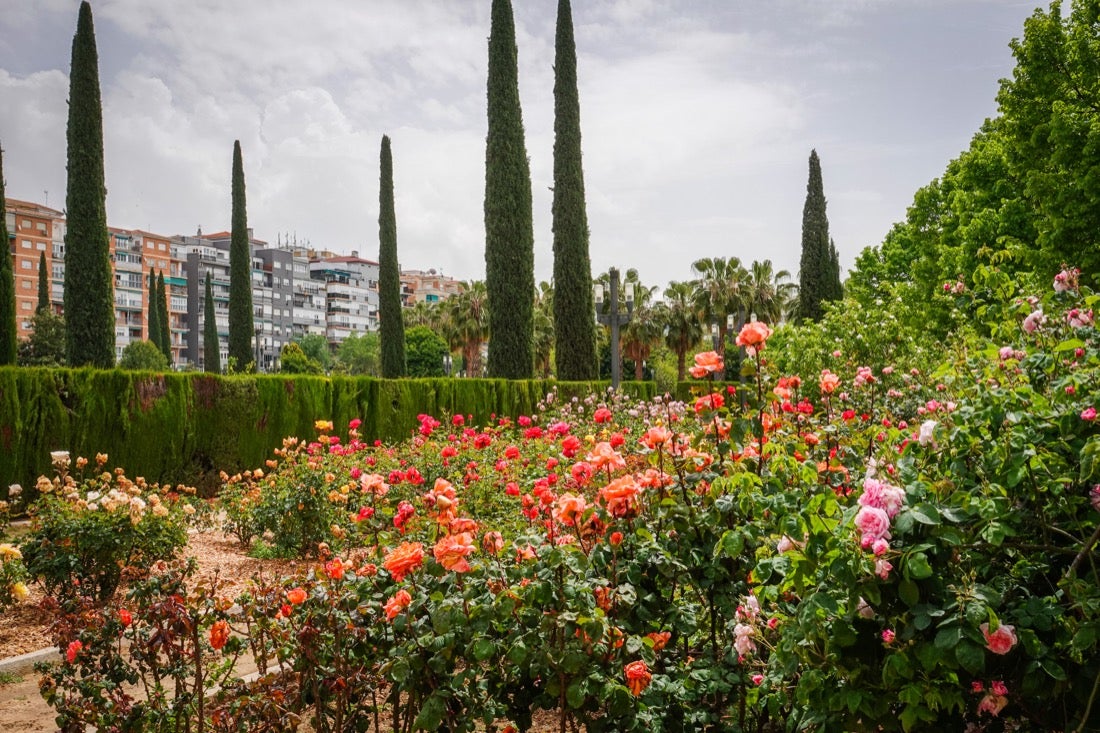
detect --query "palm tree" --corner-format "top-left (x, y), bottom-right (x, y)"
top-left (744, 259), bottom-right (797, 325)
top-left (661, 280), bottom-right (703, 381)
top-left (621, 280), bottom-right (661, 381)
top-left (444, 281), bottom-right (489, 377)
top-left (691, 256), bottom-right (747, 365)
top-left (534, 281), bottom-right (555, 378)
top-left (403, 300), bottom-right (436, 329)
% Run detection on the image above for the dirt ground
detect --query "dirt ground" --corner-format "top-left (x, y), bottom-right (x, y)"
top-left (0, 530), bottom-right (567, 732)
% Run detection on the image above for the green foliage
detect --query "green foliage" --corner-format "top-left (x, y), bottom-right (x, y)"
top-left (146, 268), bottom-right (161, 356)
top-left (0, 144), bottom-right (16, 367)
top-left (796, 149), bottom-right (835, 323)
top-left (17, 309), bottom-right (66, 366)
top-left (36, 251), bottom-right (48, 313)
top-left (21, 459), bottom-right (192, 602)
top-left (203, 275), bottom-right (220, 373)
top-left (295, 332), bottom-right (332, 372)
top-left (552, 0), bottom-right (598, 381)
top-left (378, 135), bottom-right (406, 378)
top-left (63, 1), bottom-right (114, 368)
top-left (335, 331), bottom-right (380, 375)
top-left (156, 272), bottom-right (170, 362)
top-left (405, 324), bottom-right (448, 377)
top-left (278, 341), bottom-right (322, 374)
top-left (485, 0), bottom-right (535, 378)
top-left (118, 340), bottom-right (168, 371)
top-left (228, 140), bottom-right (254, 370)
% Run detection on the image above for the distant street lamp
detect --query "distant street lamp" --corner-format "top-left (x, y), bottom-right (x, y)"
top-left (595, 267), bottom-right (633, 391)
top-left (443, 353), bottom-right (452, 376)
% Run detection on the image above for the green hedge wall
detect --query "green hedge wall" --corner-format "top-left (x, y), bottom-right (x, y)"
top-left (0, 367), bottom-right (654, 497)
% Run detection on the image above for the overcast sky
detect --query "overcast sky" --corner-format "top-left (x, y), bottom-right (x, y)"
top-left (0, 0), bottom-right (1039, 290)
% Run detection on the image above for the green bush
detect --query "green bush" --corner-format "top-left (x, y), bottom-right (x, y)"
top-left (118, 340), bottom-right (168, 371)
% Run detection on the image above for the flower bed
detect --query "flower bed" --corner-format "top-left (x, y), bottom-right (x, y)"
top-left (4, 266), bottom-right (1099, 732)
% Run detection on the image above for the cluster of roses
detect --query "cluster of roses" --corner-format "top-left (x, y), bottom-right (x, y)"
top-left (853, 471), bottom-right (907, 580)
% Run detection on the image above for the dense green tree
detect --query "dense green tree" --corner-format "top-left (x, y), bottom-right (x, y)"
top-left (279, 342), bottom-right (322, 374)
top-left (795, 150), bottom-right (833, 323)
top-left (378, 135), bottom-right (406, 378)
top-left (551, 0), bottom-right (597, 380)
top-left (745, 259), bottom-right (796, 325)
top-left (228, 140), bottom-right (254, 370)
top-left (147, 268), bottom-right (162, 355)
top-left (621, 280), bottom-right (662, 381)
top-left (534, 282), bottom-right (555, 378)
top-left (405, 325), bottom-right (448, 377)
top-left (156, 271), bottom-right (170, 363)
top-left (336, 332), bottom-right (381, 376)
top-left (203, 276), bottom-right (220, 373)
top-left (37, 252), bottom-right (49, 313)
top-left (17, 310), bottom-right (66, 367)
top-left (0, 144), bottom-right (15, 365)
top-left (661, 280), bottom-right (704, 381)
top-left (446, 281), bottom-right (489, 377)
top-left (295, 333), bottom-right (332, 372)
top-left (484, 0), bottom-right (534, 378)
top-left (691, 256), bottom-right (746, 364)
top-left (825, 240), bottom-right (843, 302)
top-left (403, 300), bottom-right (436, 330)
top-left (118, 340), bottom-right (168, 371)
top-left (63, 1), bottom-right (114, 367)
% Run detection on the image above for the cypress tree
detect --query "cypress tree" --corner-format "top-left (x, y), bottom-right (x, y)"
top-left (203, 275), bottom-right (220, 373)
top-left (551, 0), bottom-right (597, 380)
top-left (484, 0), bottom-right (535, 378)
top-left (378, 135), bottom-right (406, 377)
top-left (63, 1), bottom-right (115, 367)
top-left (0, 143), bottom-right (15, 365)
top-left (228, 140), bottom-right (254, 370)
top-left (147, 267), bottom-right (161, 349)
top-left (796, 149), bottom-right (831, 322)
top-left (826, 238), bottom-right (843, 302)
top-left (157, 271), bottom-right (171, 363)
top-left (37, 252), bottom-right (49, 313)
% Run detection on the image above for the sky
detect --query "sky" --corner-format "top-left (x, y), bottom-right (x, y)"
top-left (0, 0), bottom-right (1041, 291)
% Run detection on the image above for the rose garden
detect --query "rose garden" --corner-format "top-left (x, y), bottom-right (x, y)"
top-left (0, 266), bottom-right (1097, 732)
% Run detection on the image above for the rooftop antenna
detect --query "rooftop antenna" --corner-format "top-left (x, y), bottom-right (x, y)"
top-left (43, 190), bottom-right (48, 207)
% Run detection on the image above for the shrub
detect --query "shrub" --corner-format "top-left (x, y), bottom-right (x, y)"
top-left (118, 339), bottom-right (169, 371)
top-left (20, 453), bottom-right (194, 602)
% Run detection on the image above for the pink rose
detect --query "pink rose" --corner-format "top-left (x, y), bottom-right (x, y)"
top-left (1082, 407), bottom-right (1097, 422)
top-left (1022, 310), bottom-right (1045, 333)
top-left (875, 558), bottom-right (893, 579)
top-left (855, 506), bottom-right (891, 543)
top-left (979, 622), bottom-right (1017, 655)
top-left (881, 629), bottom-right (895, 644)
top-left (977, 693), bottom-right (1007, 717)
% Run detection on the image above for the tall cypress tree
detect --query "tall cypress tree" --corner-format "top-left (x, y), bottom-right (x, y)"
top-left (228, 140), bottom-right (254, 370)
top-left (156, 271), bottom-right (171, 363)
top-left (484, 0), bottom-right (535, 378)
top-left (796, 149), bottom-right (831, 323)
top-left (552, 0), bottom-right (597, 380)
top-left (63, 1), bottom-right (115, 367)
top-left (37, 252), bottom-right (50, 313)
top-left (147, 267), bottom-right (162, 348)
top-left (378, 135), bottom-right (406, 377)
top-left (826, 238), bottom-right (843, 302)
top-left (203, 275), bottom-right (220, 373)
top-left (0, 143), bottom-right (15, 365)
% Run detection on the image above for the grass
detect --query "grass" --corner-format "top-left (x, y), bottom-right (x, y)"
top-left (0, 671), bottom-right (24, 686)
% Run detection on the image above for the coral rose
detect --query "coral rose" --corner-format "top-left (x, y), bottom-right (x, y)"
top-left (600, 475), bottom-right (641, 518)
top-left (554, 493), bottom-right (588, 527)
top-left (433, 532), bottom-right (475, 573)
top-left (286, 587), bottom-right (308, 605)
top-left (624, 660), bottom-right (652, 696)
top-left (736, 321), bottom-right (773, 348)
top-left (384, 589), bottom-right (413, 621)
top-left (384, 542), bottom-right (425, 582)
top-left (209, 620), bottom-right (230, 650)
top-left (819, 369), bottom-right (841, 394)
top-left (689, 350), bottom-right (723, 378)
top-left (585, 442), bottom-right (626, 472)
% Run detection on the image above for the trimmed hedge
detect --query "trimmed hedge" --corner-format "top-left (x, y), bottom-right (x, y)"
top-left (0, 367), bottom-right (654, 496)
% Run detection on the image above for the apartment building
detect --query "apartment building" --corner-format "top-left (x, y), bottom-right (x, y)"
top-left (400, 268), bottom-right (463, 306)
top-left (4, 198), bottom-right (62, 339)
top-left (308, 252), bottom-right (379, 347)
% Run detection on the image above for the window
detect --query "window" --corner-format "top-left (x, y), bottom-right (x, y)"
top-left (20, 260), bottom-right (31, 269)
top-left (21, 301), bottom-right (31, 310)
top-left (21, 219), bottom-right (31, 229)
top-left (36, 222), bottom-right (46, 233)
top-left (21, 279), bottom-right (32, 289)
top-left (36, 242), bottom-right (46, 251)
top-left (21, 240), bottom-right (31, 249)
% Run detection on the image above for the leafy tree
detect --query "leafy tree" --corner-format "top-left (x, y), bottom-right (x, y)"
top-left (825, 239), bottom-right (843, 302)
top-left (0, 143), bottom-right (15, 366)
top-left (156, 271), bottom-right (170, 363)
top-left (660, 280), bottom-right (703, 380)
top-left (203, 276), bottom-right (220, 373)
top-left (621, 280), bottom-right (662, 381)
top-left (228, 140), bottom-right (254, 370)
top-left (691, 256), bottom-right (746, 367)
top-left (551, 0), bottom-right (597, 380)
top-left (118, 340), bottom-right (168, 371)
top-left (63, 1), bottom-right (114, 367)
top-left (279, 342), bottom-right (322, 375)
top-left (402, 300), bottom-right (436, 330)
top-left (405, 325), bottom-right (448, 377)
top-left (37, 252), bottom-right (49, 313)
top-left (147, 268), bottom-right (162, 356)
top-left (295, 333), bottom-right (332, 372)
top-left (744, 259), bottom-right (796, 325)
top-left (484, 0), bottom-right (534, 378)
top-left (534, 282), bottom-right (555, 378)
top-left (378, 135), bottom-right (406, 378)
top-left (445, 281), bottom-right (489, 377)
top-left (17, 310), bottom-right (66, 367)
top-left (336, 332), bottom-right (380, 376)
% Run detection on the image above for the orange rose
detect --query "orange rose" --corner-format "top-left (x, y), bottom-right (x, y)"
top-left (383, 542), bottom-right (425, 582)
top-left (383, 589), bottom-right (412, 621)
top-left (554, 493), bottom-right (588, 527)
top-left (735, 321), bottom-right (773, 348)
top-left (585, 442), bottom-right (626, 472)
top-left (209, 620), bottom-right (230, 651)
top-left (819, 369), bottom-right (841, 394)
top-left (624, 660), bottom-right (652, 696)
top-left (646, 631), bottom-right (672, 651)
top-left (689, 350), bottom-right (723, 378)
top-left (600, 475), bottom-right (641, 517)
top-left (433, 532), bottom-right (475, 573)
top-left (324, 557), bottom-right (346, 581)
top-left (286, 587), bottom-right (308, 605)
top-left (639, 426), bottom-right (673, 450)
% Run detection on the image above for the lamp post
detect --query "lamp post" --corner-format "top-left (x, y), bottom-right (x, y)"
top-left (595, 267), bottom-right (633, 391)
